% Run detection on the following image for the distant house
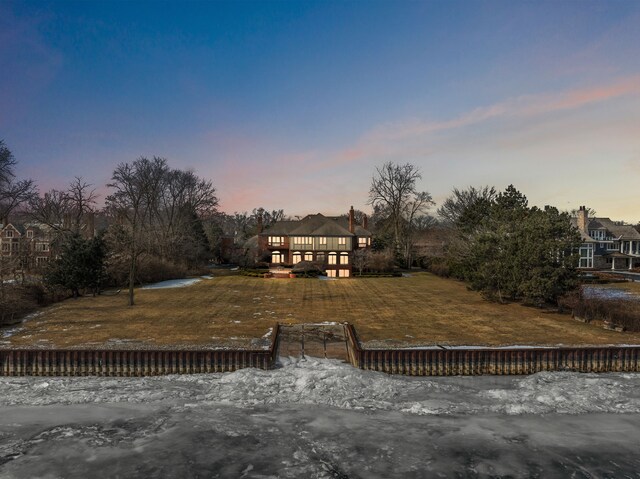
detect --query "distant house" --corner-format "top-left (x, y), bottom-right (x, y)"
top-left (0, 213), bottom-right (97, 271)
top-left (258, 206), bottom-right (372, 278)
top-left (572, 206), bottom-right (640, 270)
top-left (0, 221), bottom-right (54, 269)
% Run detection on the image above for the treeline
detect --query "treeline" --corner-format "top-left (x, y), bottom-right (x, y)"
top-left (1, 139), bottom-right (301, 317)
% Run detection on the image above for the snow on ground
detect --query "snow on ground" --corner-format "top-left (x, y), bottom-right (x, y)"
top-left (1, 358), bottom-right (640, 477)
top-left (141, 278), bottom-right (203, 289)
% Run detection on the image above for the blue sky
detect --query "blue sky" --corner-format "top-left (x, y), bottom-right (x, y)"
top-left (1, 1), bottom-right (639, 221)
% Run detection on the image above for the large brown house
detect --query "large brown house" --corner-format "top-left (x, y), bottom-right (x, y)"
top-left (0, 220), bottom-right (54, 270)
top-left (257, 206), bottom-right (372, 277)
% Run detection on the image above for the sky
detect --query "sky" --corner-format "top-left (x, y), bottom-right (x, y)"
top-left (1, 0), bottom-right (639, 221)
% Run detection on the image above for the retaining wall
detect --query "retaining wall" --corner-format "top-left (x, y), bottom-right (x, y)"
top-left (343, 324), bottom-right (640, 375)
top-left (0, 326), bottom-right (279, 377)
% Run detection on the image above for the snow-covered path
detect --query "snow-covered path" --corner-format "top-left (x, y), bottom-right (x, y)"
top-left (1, 358), bottom-right (640, 477)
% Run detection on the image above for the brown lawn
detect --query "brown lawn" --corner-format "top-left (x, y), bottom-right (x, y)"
top-left (3, 272), bottom-right (640, 349)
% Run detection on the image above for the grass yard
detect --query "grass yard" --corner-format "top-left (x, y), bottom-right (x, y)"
top-left (3, 273), bottom-right (640, 349)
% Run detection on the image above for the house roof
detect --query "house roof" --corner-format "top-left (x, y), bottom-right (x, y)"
top-left (590, 218), bottom-right (640, 240)
top-left (261, 213), bottom-right (372, 237)
top-left (569, 218), bottom-right (596, 242)
top-left (571, 216), bottom-right (640, 241)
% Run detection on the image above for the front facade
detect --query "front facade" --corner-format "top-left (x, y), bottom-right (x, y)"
top-left (258, 207), bottom-right (372, 278)
top-left (0, 221), bottom-right (54, 270)
top-left (572, 206), bottom-right (640, 270)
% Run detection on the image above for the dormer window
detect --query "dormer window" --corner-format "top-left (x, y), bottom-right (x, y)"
top-left (27, 230), bottom-right (34, 238)
top-left (5, 229), bottom-right (13, 238)
top-left (338, 237), bottom-right (347, 245)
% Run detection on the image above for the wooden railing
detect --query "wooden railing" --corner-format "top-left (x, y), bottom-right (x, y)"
top-left (343, 324), bottom-right (640, 375)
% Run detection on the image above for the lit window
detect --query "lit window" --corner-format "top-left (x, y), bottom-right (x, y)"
top-left (338, 269), bottom-right (350, 278)
top-left (358, 237), bottom-right (367, 247)
top-left (292, 252), bottom-right (302, 264)
top-left (340, 252), bottom-right (349, 265)
top-left (268, 236), bottom-right (284, 246)
top-left (328, 252), bottom-right (337, 265)
top-left (319, 237), bottom-right (327, 245)
top-left (272, 251), bottom-right (283, 263)
top-left (304, 252), bottom-right (313, 261)
top-left (338, 237), bottom-right (346, 245)
top-left (327, 270), bottom-right (336, 278)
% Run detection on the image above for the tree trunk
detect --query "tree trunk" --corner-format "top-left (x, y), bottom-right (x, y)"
top-left (128, 251), bottom-right (136, 306)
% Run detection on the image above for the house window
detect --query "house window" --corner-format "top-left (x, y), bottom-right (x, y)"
top-left (340, 252), bottom-right (349, 265)
top-left (319, 237), bottom-right (327, 245)
top-left (338, 237), bottom-right (346, 245)
top-left (36, 257), bottom-right (49, 265)
top-left (5, 230), bottom-right (13, 238)
top-left (36, 243), bottom-right (49, 252)
top-left (338, 269), bottom-right (350, 278)
top-left (27, 231), bottom-right (34, 238)
top-left (292, 236), bottom-right (311, 245)
top-left (304, 252), bottom-right (313, 261)
top-left (292, 252), bottom-right (302, 264)
top-left (1, 243), bottom-right (8, 252)
top-left (316, 253), bottom-right (326, 263)
top-left (272, 251), bottom-right (283, 263)
top-left (326, 270), bottom-right (336, 278)
top-left (328, 252), bottom-right (337, 265)
top-left (578, 244), bottom-right (593, 269)
top-left (268, 236), bottom-right (284, 247)
top-left (358, 237), bottom-right (367, 247)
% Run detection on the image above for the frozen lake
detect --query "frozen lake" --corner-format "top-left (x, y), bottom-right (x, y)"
top-left (1, 357), bottom-right (640, 478)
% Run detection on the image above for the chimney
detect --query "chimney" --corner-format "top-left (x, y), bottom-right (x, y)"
top-left (577, 205), bottom-right (588, 233)
top-left (362, 214), bottom-right (368, 230)
top-left (257, 213), bottom-right (263, 234)
top-left (348, 206), bottom-right (355, 233)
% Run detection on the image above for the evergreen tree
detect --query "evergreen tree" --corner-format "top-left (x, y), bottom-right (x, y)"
top-left (45, 234), bottom-right (107, 297)
top-left (444, 185), bottom-right (580, 305)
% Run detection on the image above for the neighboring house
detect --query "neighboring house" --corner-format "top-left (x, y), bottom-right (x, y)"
top-left (572, 206), bottom-right (640, 270)
top-left (0, 220), bottom-right (54, 270)
top-left (257, 206), bottom-right (373, 278)
top-left (0, 214), bottom-right (97, 271)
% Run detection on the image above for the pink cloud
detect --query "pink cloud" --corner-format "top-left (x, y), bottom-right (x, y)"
top-left (321, 74), bottom-right (640, 168)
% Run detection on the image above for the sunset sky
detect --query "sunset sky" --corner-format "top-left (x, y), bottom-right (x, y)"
top-left (1, 1), bottom-right (639, 221)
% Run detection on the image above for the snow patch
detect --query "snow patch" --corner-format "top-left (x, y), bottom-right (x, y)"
top-left (142, 278), bottom-right (202, 289)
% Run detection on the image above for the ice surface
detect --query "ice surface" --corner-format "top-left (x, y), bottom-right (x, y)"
top-left (583, 285), bottom-right (640, 302)
top-left (1, 358), bottom-right (639, 477)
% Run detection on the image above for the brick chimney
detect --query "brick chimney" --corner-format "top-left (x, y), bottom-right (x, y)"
top-left (257, 213), bottom-right (263, 234)
top-left (348, 206), bottom-right (355, 233)
top-left (362, 214), bottom-right (368, 230)
top-left (577, 205), bottom-right (589, 233)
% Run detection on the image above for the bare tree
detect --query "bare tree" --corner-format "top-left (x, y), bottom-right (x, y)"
top-left (0, 141), bottom-right (36, 222)
top-left (368, 162), bottom-right (434, 266)
top-left (106, 158), bottom-right (166, 306)
top-left (437, 186), bottom-right (496, 227)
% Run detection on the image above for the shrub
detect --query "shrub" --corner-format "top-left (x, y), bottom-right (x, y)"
top-left (560, 288), bottom-right (640, 332)
top-left (106, 254), bottom-right (189, 287)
